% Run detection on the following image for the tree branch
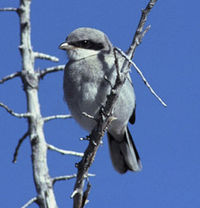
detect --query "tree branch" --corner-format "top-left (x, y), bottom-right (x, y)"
top-left (17, 0), bottom-right (58, 207)
top-left (82, 112), bottom-right (95, 120)
top-left (21, 197), bottom-right (37, 208)
top-left (115, 47), bottom-right (167, 107)
top-left (81, 182), bottom-right (91, 208)
top-left (34, 52), bottom-right (59, 62)
top-left (47, 144), bottom-right (84, 157)
top-left (43, 114), bottom-right (72, 122)
top-left (127, 0), bottom-right (158, 58)
top-left (0, 8), bottom-right (18, 12)
top-left (52, 174), bottom-right (95, 185)
top-left (0, 102), bottom-right (31, 118)
top-left (52, 174), bottom-right (77, 184)
top-left (13, 131), bottom-right (29, 163)
top-left (39, 65), bottom-right (65, 79)
top-left (0, 71), bottom-right (21, 84)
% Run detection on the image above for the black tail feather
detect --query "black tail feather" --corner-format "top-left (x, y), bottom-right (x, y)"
top-left (107, 128), bottom-right (142, 174)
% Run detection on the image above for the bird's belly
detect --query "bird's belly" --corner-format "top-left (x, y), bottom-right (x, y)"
top-left (78, 83), bottom-right (100, 114)
top-left (65, 81), bottom-right (107, 132)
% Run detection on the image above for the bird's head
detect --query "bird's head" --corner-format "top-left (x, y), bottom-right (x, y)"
top-left (59, 27), bottom-right (112, 61)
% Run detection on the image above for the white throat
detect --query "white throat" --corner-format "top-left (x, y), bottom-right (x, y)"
top-left (67, 48), bottom-right (100, 61)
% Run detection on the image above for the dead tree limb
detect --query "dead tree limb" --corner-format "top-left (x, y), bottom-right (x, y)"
top-left (34, 52), bottom-right (59, 62)
top-left (0, 71), bottom-right (21, 84)
top-left (12, 131), bottom-right (29, 163)
top-left (17, 0), bottom-right (58, 207)
top-left (0, 8), bottom-right (18, 12)
top-left (43, 114), bottom-right (72, 122)
top-left (39, 65), bottom-right (65, 79)
top-left (21, 197), bottom-right (38, 208)
top-left (127, 0), bottom-right (158, 58)
top-left (47, 143), bottom-right (84, 157)
top-left (0, 102), bottom-right (31, 118)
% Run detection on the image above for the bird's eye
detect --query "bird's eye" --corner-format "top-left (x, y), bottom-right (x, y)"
top-left (82, 40), bottom-right (89, 45)
top-left (70, 40), bottom-right (90, 48)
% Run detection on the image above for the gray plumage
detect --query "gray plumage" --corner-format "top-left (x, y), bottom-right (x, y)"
top-left (60, 27), bottom-right (141, 174)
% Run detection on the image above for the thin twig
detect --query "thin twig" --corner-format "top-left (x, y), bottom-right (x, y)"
top-left (12, 131), bottom-right (29, 163)
top-left (81, 182), bottom-right (91, 208)
top-left (82, 112), bottom-right (95, 120)
top-left (52, 174), bottom-right (95, 185)
top-left (0, 71), bottom-right (21, 84)
top-left (0, 8), bottom-right (18, 12)
top-left (34, 52), bottom-right (59, 62)
top-left (104, 75), bottom-right (114, 88)
top-left (39, 65), bottom-right (65, 79)
top-left (115, 47), bottom-right (167, 107)
top-left (21, 197), bottom-right (37, 208)
top-left (140, 25), bottom-right (151, 42)
top-left (47, 144), bottom-right (84, 157)
top-left (0, 102), bottom-right (31, 118)
top-left (113, 48), bottom-right (120, 76)
top-left (52, 174), bottom-right (77, 184)
top-left (43, 114), bottom-right (72, 122)
top-left (80, 135), bottom-right (90, 141)
top-left (127, 0), bottom-right (158, 58)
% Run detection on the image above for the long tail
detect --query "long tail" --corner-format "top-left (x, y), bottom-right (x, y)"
top-left (107, 127), bottom-right (142, 174)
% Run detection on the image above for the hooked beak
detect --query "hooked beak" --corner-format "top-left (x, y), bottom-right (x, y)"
top-left (59, 42), bottom-right (74, 50)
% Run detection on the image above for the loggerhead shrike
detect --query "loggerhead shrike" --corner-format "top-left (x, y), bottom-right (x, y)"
top-left (59, 27), bottom-right (141, 174)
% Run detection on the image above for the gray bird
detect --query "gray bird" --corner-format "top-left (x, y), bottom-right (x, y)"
top-left (59, 27), bottom-right (141, 174)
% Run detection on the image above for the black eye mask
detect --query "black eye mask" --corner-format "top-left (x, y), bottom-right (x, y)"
top-left (68, 40), bottom-right (104, 50)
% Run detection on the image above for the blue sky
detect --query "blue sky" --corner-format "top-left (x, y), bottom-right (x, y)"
top-left (1, 0), bottom-right (200, 207)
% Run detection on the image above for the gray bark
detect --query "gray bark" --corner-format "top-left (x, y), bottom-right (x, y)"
top-left (18, 0), bottom-right (58, 207)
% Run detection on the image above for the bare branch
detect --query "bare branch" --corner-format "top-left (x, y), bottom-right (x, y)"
top-left (115, 47), bottom-right (167, 107)
top-left (12, 0), bottom-right (58, 206)
top-left (47, 144), bottom-right (84, 157)
top-left (34, 52), bottom-right (59, 62)
top-left (113, 48), bottom-right (120, 76)
top-left (0, 71), bottom-right (21, 84)
top-left (39, 65), bottom-right (65, 79)
top-left (104, 75), bottom-right (114, 88)
top-left (127, 0), bottom-right (158, 58)
top-left (21, 197), bottom-right (37, 208)
top-left (82, 112), bottom-right (95, 120)
top-left (0, 8), bottom-right (18, 12)
top-left (52, 174), bottom-right (77, 184)
top-left (71, 188), bottom-right (81, 199)
top-left (0, 102), bottom-right (31, 118)
top-left (52, 174), bottom-right (95, 185)
top-left (12, 131), bottom-right (29, 163)
top-left (80, 135), bottom-right (90, 141)
top-left (140, 25), bottom-right (151, 41)
top-left (81, 182), bottom-right (91, 208)
top-left (43, 114), bottom-right (72, 122)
